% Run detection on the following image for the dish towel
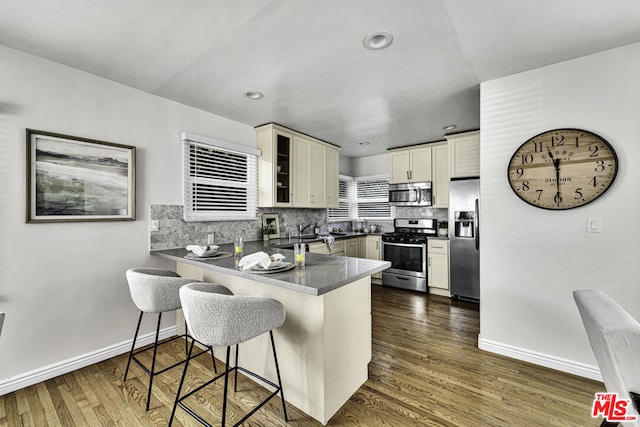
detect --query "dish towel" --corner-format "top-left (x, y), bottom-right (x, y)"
top-left (321, 235), bottom-right (335, 250)
top-left (238, 252), bottom-right (285, 270)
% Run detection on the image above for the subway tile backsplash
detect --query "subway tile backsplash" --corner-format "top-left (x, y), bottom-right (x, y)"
top-left (150, 204), bottom-right (447, 250)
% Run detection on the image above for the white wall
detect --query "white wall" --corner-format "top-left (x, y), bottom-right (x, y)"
top-left (479, 42), bottom-right (640, 378)
top-left (352, 153), bottom-right (389, 177)
top-left (0, 45), bottom-right (255, 384)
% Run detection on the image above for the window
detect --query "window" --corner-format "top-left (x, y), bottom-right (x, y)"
top-left (327, 174), bottom-right (394, 221)
top-left (182, 132), bottom-right (260, 222)
top-left (356, 175), bottom-right (395, 220)
top-left (327, 175), bottom-right (355, 221)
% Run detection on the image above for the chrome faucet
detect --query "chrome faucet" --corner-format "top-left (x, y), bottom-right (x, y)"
top-left (298, 223), bottom-right (312, 236)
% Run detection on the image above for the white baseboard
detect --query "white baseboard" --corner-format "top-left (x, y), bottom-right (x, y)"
top-left (478, 336), bottom-right (602, 382)
top-left (0, 325), bottom-right (177, 396)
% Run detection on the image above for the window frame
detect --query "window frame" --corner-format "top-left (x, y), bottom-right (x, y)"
top-left (181, 132), bottom-right (260, 222)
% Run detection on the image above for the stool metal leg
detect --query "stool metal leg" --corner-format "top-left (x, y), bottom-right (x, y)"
top-left (168, 339), bottom-right (196, 427)
top-left (234, 344), bottom-right (239, 393)
top-left (123, 311), bottom-right (144, 381)
top-left (222, 346), bottom-right (232, 427)
top-left (270, 330), bottom-right (288, 421)
top-left (145, 312), bottom-right (163, 410)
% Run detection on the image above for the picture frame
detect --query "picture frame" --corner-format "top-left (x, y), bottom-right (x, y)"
top-left (26, 129), bottom-right (136, 223)
top-left (261, 213), bottom-right (280, 239)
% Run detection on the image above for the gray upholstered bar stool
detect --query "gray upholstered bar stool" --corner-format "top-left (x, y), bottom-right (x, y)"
top-left (123, 268), bottom-right (226, 410)
top-left (169, 282), bottom-right (288, 427)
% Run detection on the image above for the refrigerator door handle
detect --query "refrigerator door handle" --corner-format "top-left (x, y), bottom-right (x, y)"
top-left (474, 198), bottom-right (479, 251)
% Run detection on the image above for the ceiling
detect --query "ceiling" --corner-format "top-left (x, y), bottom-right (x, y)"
top-left (2, 0), bottom-right (640, 158)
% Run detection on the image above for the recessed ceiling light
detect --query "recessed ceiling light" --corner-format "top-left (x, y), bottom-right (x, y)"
top-left (443, 124), bottom-right (457, 131)
top-left (245, 91), bottom-right (263, 100)
top-left (363, 31), bottom-right (393, 50)
top-left (358, 141), bottom-right (370, 146)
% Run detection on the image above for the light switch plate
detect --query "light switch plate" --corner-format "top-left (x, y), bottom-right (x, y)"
top-left (587, 217), bottom-right (601, 233)
top-left (150, 220), bottom-right (159, 232)
top-left (207, 234), bottom-right (215, 244)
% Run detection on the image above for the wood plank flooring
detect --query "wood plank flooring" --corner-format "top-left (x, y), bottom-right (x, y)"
top-left (0, 285), bottom-right (604, 426)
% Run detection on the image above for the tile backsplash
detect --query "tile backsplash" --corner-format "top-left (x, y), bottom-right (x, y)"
top-left (150, 204), bottom-right (447, 250)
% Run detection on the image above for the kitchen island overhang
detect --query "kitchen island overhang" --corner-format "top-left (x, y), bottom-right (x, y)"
top-left (152, 244), bottom-right (390, 425)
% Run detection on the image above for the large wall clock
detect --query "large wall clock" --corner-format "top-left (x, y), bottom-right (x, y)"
top-left (507, 128), bottom-right (618, 210)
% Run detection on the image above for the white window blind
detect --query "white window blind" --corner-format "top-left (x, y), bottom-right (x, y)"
top-left (356, 176), bottom-right (394, 220)
top-left (327, 174), bottom-right (394, 221)
top-left (181, 132), bottom-right (260, 222)
top-left (327, 175), bottom-right (354, 221)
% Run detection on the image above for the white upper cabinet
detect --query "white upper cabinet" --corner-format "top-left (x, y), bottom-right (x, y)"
top-left (309, 140), bottom-right (327, 207)
top-left (256, 123), bottom-right (340, 208)
top-left (257, 126), bottom-right (293, 207)
top-left (431, 142), bottom-right (449, 208)
top-left (446, 130), bottom-right (480, 178)
top-left (389, 146), bottom-right (432, 184)
top-left (325, 145), bottom-right (339, 208)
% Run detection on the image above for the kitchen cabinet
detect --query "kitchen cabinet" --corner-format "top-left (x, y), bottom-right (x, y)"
top-left (308, 240), bottom-right (345, 256)
top-left (389, 146), bottom-right (432, 184)
top-left (257, 123), bottom-right (339, 208)
top-left (344, 238), bottom-right (359, 257)
top-left (309, 141), bottom-right (327, 207)
top-left (325, 145), bottom-right (339, 208)
top-left (427, 239), bottom-right (449, 295)
top-left (365, 235), bottom-right (382, 280)
top-left (291, 136), bottom-right (311, 207)
top-left (446, 130), bottom-right (480, 178)
top-left (431, 142), bottom-right (449, 207)
top-left (257, 126), bottom-right (293, 207)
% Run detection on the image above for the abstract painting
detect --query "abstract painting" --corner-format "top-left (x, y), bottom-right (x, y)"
top-left (26, 129), bottom-right (136, 222)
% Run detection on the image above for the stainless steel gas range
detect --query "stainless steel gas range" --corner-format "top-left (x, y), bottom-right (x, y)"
top-left (381, 218), bottom-right (437, 292)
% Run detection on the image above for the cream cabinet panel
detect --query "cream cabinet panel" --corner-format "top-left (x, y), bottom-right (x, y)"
top-left (431, 143), bottom-right (449, 208)
top-left (292, 136), bottom-right (311, 207)
top-left (390, 150), bottom-right (411, 183)
top-left (427, 240), bottom-right (449, 291)
top-left (325, 145), bottom-right (339, 208)
top-left (365, 235), bottom-right (382, 279)
top-left (309, 240), bottom-right (345, 256)
top-left (257, 126), bottom-right (293, 207)
top-left (389, 146), bottom-right (432, 184)
top-left (345, 238), bottom-right (359, 257)
top-left (309, 141), bottom-right (327, 207)
top-left (446, 130), bottom-right (480, 178)
top-left (410, 146), bottom-right (432, 182)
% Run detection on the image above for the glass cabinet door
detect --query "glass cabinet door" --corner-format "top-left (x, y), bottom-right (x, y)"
top-left (276, 132), bottom-right (291, 204)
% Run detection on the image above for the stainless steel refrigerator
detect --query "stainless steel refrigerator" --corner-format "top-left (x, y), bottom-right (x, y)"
top-left (449, 177), bottom-right (480, 302)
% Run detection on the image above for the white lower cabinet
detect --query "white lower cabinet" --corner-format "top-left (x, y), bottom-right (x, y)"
top-left (364, 236), bottom-right (382, 280)
top-left (308, 240), bottom-right (345, 256)
top-left (427, 239), bottom-right (449, 295)
top-left (344, 238), bottom-right (359, 257)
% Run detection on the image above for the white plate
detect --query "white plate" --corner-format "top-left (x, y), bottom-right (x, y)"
top-left (251, 261), bottom-right (287, 270)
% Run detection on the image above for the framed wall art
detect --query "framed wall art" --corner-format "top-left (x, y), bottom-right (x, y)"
top-left (261, 213), bottom-right (280, 239)
top-left (26, 129), bottom-right (136, 223)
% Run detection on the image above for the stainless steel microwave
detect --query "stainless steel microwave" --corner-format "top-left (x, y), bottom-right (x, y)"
top-left (388, 182), bottom-right (432, 206)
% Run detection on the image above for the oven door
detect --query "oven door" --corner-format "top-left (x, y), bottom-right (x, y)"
top-left (382, 241), bottom-right (427, 278)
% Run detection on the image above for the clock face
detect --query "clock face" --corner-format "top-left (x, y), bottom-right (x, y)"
top-left (508, 129), bottom-right (618, 210)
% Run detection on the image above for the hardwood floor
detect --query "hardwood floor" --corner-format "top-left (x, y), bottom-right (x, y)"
top-left (0, 285), bottom-right (604, 426)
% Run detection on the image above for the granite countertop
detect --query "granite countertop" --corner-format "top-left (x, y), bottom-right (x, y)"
top-left (151, 241), bottom-right (390, 296)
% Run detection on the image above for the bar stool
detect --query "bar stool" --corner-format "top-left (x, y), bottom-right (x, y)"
top-left (123, 268), bottom-right (231, 410)
top-left (169, 282), bottom-right (288, 427)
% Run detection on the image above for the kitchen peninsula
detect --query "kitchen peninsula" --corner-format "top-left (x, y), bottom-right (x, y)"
top-left (152, 242), bottom-right (390, 425)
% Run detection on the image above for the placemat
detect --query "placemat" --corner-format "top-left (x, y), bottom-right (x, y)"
top-left (184, 251), bottom-right (233, 260)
